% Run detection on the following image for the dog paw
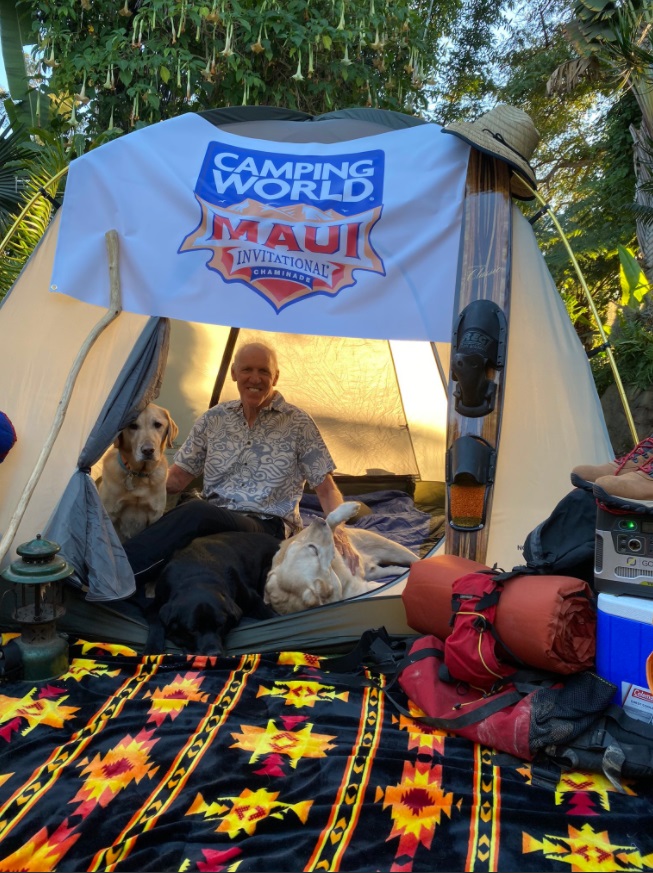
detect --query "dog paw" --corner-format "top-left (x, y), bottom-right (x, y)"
top-left (326, 502), bottom-right (360, 528)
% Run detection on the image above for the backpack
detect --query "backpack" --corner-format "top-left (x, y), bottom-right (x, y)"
top-left (521, 486), bottom-right (597, 585)
top-left (398, 634), bottom-right (615, 768)
top-left (443, 569), bottom-right (526, 689)
top-left (323, 626), bottom-right (653, 790)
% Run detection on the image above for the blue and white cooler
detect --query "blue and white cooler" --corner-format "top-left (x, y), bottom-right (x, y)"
top-left (594, 504), bottom-right (653, 722)
top-left (596, 592), bottom-right (653, 722)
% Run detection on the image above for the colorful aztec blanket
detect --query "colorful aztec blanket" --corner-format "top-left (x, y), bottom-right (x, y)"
top-left (1, 638), bottom-right (653, 872)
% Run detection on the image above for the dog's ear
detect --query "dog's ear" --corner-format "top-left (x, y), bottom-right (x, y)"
top-left (164, 411), bottom-right (179, 448)
top-left (158, 602), bottom-right (173, 625)
top-left (113, 431), bottom-right (124, 449)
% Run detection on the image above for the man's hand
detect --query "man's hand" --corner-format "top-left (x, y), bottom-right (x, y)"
top-left (332, 527), bottom-right (360, 575)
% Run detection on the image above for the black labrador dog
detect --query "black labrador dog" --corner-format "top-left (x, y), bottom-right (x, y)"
top-left (144, 531), bottom-right (281, 655)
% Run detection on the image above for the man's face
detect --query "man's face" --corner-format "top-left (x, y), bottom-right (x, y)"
top-left (231, 346), bottom-right (279, 410)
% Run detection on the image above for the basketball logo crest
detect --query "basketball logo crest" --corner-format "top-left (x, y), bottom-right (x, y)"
top-left (180, 141), bottom-right (386, 312)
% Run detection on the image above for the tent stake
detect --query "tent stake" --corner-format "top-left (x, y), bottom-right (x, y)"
top-left (0, 230), bottom-right (123, 566)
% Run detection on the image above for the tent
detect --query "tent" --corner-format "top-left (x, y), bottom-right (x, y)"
top-left (0, 106), bottom-right (613, 652)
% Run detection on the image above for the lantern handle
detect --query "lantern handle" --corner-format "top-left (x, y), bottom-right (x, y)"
top-left (0, 230), bottom-right (123, 567)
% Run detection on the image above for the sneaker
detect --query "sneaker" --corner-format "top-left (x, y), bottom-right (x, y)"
top-left (571, 435), bottom-right (653, 490)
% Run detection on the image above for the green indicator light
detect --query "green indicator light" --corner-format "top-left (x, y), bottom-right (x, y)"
top-left (625, 520), bottom-right (638, 530)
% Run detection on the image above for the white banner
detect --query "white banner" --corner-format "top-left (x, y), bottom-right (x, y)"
top-left (51, 114), bottom-right (470, 341)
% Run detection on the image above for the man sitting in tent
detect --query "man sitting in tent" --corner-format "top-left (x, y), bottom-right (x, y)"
top-left (122, 341), bottom-right (358, 586)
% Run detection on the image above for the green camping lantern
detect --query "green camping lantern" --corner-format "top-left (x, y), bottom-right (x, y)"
top-left (1, 535), bottom-right (73, 681)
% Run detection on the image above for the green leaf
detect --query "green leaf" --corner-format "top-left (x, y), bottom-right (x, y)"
top-left (0, 0), bottom-right (39, 126)
top-left (322, 34), bottom-right (332, 50)
top-left (577, 0), bottom-right (616, 14)
top-left (618, 244), bottom-right (650, 307)
top-left (160, 65), bottom-right (171, 83)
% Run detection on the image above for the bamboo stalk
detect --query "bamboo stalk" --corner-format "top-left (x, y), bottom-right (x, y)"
top-left (0, 230), bottom-right (123, 566)
top-left (524, 182), bottom-right (640, 448)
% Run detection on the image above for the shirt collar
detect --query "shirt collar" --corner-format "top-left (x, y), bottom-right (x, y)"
top-left (227, 390), bottom-right (287, 417)
top-left (259, 391), bottom-right (288, 415)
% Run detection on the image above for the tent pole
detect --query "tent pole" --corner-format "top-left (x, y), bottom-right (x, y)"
top-left (0, 230), bottom-right (123, 566)
top-left (524, 182), bottom-right (639, 449)
top-left (209, 327), bottom-right (240, 408)
top-left (430, 341), bottom-right (449, 393)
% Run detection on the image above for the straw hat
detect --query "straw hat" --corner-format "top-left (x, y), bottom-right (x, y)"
top-left (442, 104), bottom-right (540, 200)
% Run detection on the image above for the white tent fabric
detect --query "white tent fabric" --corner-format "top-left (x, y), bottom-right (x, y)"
top-left (0, 213), bottom-right (149, 559)
top-left (0, 106), bottom-right (614, 651)
top-left (486, 208), bottom-right (612, 566)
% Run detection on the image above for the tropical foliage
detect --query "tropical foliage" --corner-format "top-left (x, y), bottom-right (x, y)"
top-left (0, 121), bottom-right (31, 226)
top-left (542, 0), bottom-right (653, 394)
top-left (20, 0), bottom-right (464, 139)
top-left (0, 0), bottom-right (486, 301)
top-left (545, 0), bottom-right (653, 283)
top-left (0, 127), bottom-right (69, 296)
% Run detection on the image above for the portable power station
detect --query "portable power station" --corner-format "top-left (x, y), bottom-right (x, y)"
top-left (594, 505), bottom-right (653, 599)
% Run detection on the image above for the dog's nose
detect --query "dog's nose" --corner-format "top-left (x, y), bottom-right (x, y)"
top-left (141, 446), bottom-right (155, 458)
top-left (200, 643), bottom-right (224, 656)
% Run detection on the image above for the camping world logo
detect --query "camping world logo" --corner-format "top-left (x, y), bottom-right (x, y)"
top-left (179, 141), bottom-right (386, 312)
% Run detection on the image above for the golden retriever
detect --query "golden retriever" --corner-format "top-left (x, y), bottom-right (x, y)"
top-left (98, 403), bottom-right (178, 542)
top-left (264, 502), bottom-right (418, 614)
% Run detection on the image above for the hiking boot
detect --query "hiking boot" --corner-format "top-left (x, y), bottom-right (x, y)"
top-left (594, 459), bottom-right (653, 510)
top-left (571, 435), bottom-right (653, 490)
top-left (593, 483), bottom-right (653, 513)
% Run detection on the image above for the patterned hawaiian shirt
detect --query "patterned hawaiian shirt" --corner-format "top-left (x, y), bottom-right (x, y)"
top-left (173, 392), bottom-right (335, 533)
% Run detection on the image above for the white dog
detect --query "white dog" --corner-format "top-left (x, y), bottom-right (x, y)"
top-left (264, 502), bottom-right (418, 614)
top-left (98, 403), bottom-right (178, 542)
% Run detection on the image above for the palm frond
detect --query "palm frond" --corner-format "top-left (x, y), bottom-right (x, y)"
top-left (0, 133), bottom-right (69, 300)
top-left (632, 203), bottom-right (653, 227)
top-left (0, 119), bottom-right (31, 225)
top-left (546, 56), bottom-right (602, 95)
